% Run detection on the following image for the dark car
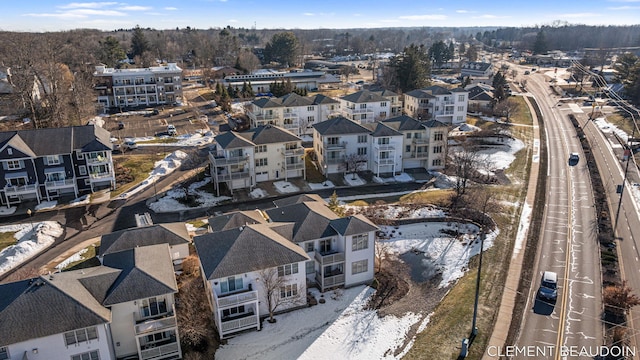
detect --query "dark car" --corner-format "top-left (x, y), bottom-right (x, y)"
top-left (537, 271), bottom-right (558, 303)
top-left (118, 121), bottom-right (125, 130)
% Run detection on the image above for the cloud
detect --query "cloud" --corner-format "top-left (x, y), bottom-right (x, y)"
top-left (398, 14), bottom-right (447, 20)
top-left (456, 9), bottom-right (471, 13)
top-left (380, 19), bottom-right (401, 23)
top-left (164, 7), bottom-right (178, 11)
top-left (118, 6), bottom-right (152, 11)
top-left (58, 2), bottom-right (117, 9)
top-left (553, 12), bottom-right (600, 18)
top-left (304, 12), bottom-right (315, 16)
top-left (608, 5), bottom-right (640, 9)
top-left (228, 19), bottom-right (238, 23)
top-left (24, 8), bottom-right (127, 18)
top-left (472, 14), bottom-right (511, 19)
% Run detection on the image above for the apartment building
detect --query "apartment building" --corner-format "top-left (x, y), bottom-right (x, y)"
top-left (339, 90), bottom-right (392, 123)
top-left (403, 85), bottom-right (469, 125)
top-left (0, 244), bottom-right (182, 360)
top-left (313, 115), bottom-right (448, 175)
top-left (221, 69), bottom-right (341, 94)
top-left (194, 194), bottom-right (378, 339)
top-left (245, 93), bottom-right (340, 136)
top-left (0, 125), bottom-right (115, 208)
top-left (94, 63), bottom-right (183, 113)
top-left (209, 125), bottom-right (305, 196)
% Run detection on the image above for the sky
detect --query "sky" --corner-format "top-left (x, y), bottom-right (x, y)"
top-left (1, 0), bottom-right (639, 32)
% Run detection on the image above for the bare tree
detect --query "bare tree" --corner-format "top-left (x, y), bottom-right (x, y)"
top-left (450, 142), bottom-right (480, 197)
top-left (258, 267), bottom-right (305, 323)
top-left (493, 98), bottom-right (519, 124)
top-left (345, 153), bottom-right (367, 180)
top-left (374, 236), bottom-right (391, 274)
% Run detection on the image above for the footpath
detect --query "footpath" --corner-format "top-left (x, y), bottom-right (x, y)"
top-left (483, 94), bottom-right (541, 359)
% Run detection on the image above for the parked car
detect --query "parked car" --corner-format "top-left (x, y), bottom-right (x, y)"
top-left (118, 121), bottom-right (125, 130)
top-left (167, 125), bottom-right (177, 136)
top-left (537, 271), bottom-right (558, 303)
top-left (123, 141), bottom-right (138, 150)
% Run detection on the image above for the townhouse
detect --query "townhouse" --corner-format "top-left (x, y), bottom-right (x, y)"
top-left (339, 90), bottom-right (393, 123)
top-left (466, 84), bottom-right (495, 111)
top-left (94, 63), bottom-right (183, 113)
top-left (0, 125), bottom-right (115, 208)
top-left (0, 244), bottom-right (182, 360)
top-left (193, 194), bottom-right (378, 339)
top-left (460, 62), bottom-right (493, 78)
top-left (313, 115), bottom-right (448, 175)
top-left (245, 93), bottom-right (340, 136)
top-left (403, 85), bottom-right (468, 125)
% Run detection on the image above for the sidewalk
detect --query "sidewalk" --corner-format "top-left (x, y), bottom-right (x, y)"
top-left (483, 95), bottom-right (541, 358)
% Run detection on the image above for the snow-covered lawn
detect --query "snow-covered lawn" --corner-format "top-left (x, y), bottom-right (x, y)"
top-left (373, 173), bottom-right (414, 184)
top-left (118, 150), bottom-right (188, 199)
top-left (249, 187), bottom-right (269, 199)
top-left (274, 181), bottom-right (300, 194)
top-left (308, 181), bottom-right (335, 190)
top-left (148, 177), bottom-right (231, 212)
top-left (0, 221), bottom-right (64, 276)
top-left (215, 220), bottom-right (491, 359)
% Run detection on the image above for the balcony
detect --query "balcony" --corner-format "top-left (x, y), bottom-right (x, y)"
top-left (89, 172), bottom-right (114, 181)
top-left (4, 183), bottom-right (38, 195)
top-left (214, 170), bottom-right (251, 182)
top-left (85, 154), bottom-right (110, 165)
top-left (45, 179), bottom-right (75, 190)
top-left (283, 148), bottom-right (305, 157)
top-left (375, 158), bottom-right (395, 166)
top-left (315, 272), bottom-right (345, 291)
top-left (134, 313), bottom-right (177, 335)
top-left (139, 342), bottom-right (179, 360)
top-left (284, 161), bottom-right (305, 171)
top-left (412, 138), bottom-right (429, 145)
top-left (324, 141), bottom-right (347, 150)
top-left (409, 151), bottom-right (429, 159)
top-left (343, 108), bottom-right (373, 115)
top-left (210, 154), bottom-right (249, 167)
top-left (220, 312), bottom-right (259, 335)
top-left (216, 289), bottom-right (258, 309)
top-left (326, 156), bottom-right (345, 165)
top-left (315, 251), bottom-right (345, 266)
top-left (375, 144), bottom-right (395, 151)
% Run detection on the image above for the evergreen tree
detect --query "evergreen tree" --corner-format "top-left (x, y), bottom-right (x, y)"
top-left (263, 32), bottom-right (298, 66)
top-left (99, 36), bottom-right (126, 68)
top-left (327, 191), bottom-right (345, 216)
top-left (130, 25), bottom-right (149, 58)
top-left (492, 71), bottom-right (508, 103)
top-left (390, 44), bottom-right (431, 92)
top-left (533, 30), bottom-right (548, 55)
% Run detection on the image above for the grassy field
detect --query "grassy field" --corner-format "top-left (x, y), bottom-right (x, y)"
top-left (0, 231), bottom-right (18, 252)
top-left (137, 138), bottom-right (180, 144)
top-left (112, 154), bottom-right (156, 197)
top-left (402, 97), bottom-right (534, 359)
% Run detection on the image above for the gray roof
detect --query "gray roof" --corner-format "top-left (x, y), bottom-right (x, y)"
top-left (252, 97), bottom-right (282, 109)
top-left (0, 125), bottom-right (112, 156)
top-left (423, 119), bottom-right (448, 128)
top-left (311, 94), bottom-right (339, 105)
top-left (214, 131), bottom-right (255, 149)
top-left (208, 210), bottom-right (267, 232)
top-left (404, 89), bottom-right (436, 99)
top-left (372, 89), bottom-right (398, 98)
top-left (98, 223), bottom-right (191, 257)
top-left (194, 223), bottom-right (309, 280)
top-left (0, 270), bottom-right (113, 347)
top-left (422, 85), bottom-right (453, 95)
top-left (312, 116), bottom-right (370, 136)
top-left (280, 93), bottom-right (313, 107)
top-left (272, 194), bottom-right (325, 208)
top-left (329, 214), bottom-right (379, 236)
top-left (368, 122), bottom-right (402, 137)
top-left (101, 244), bottom-right (177, 305)
top-left (241, 125), bottom-right (301, 145)
top-left (382, 115), bottom-right (425, 131)
top-left (265, 201), bottom-right (339, 243)
top-left (341, 89), bottom-right (388, 103)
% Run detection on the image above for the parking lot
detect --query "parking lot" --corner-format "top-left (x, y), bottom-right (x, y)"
top-left (105, 106), bottom-right (211, 141)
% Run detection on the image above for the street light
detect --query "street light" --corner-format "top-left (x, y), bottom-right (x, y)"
top-left (323, 164), bottom-right (328, 186)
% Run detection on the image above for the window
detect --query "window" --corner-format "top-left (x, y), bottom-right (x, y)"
top-left (352, 259), bottom-right (368, 275)
top-left (306, 260), bottom-right (315, 275)
top-left (278, 263), bottom-right (299, 277)
top-left (76, 151), bottom-right (84, 160)
top-left (140, 297), bottom-right (167, 318)
top-left (222, 305), bottom-right (246, 318)
top-left (380, 152), bottom-right (390, 159)
top-left (78, 165), bottom-right (87, 176)
top-left (0, 347), bottom-right (8, 360)
top-left (458, 95), bottom-right (465, 102)
top-left (377, 138), bottom-right (389, 145)
top-left (357, 147), bottom-right (367, 156)
top-left (307, 116), bottom-right (315, 122)
top-left (46, 172), bottom-right (65, 182)
top-left (433, 146), bottom-right (443, 154)
top-left (255, 145), bottom-right (267, 153)
top-left (5, 160), bottom-right (22, 170)
top-left (352, 234), bottom-right (368, 251)
top-left (307, 106), bottom-right (315, 111)
top-left (457, 116), bottom-right (464, 122)
top-left (305, 242), bottom-right (314, 252)
top-left (406, 145), bottom-right (411, 153)
top-left (7, 177), bottom-right (27, 187)
top-left (71, 350), bottom-right (100, 360)
top-left (457, 106), bottom-right (465, 112)
top-left (319, 239), bottom-right (331, 253)
top-left (6, 148), bottom-right (11, 155)
top-left (360, 114), bottom-right (367, 120)
top-left (221, 276), bottom-right (243, 293)
top-left (64, 327), bottom-right (98, 346)
top-left (434, 133), bottom-right (444, 141)
top-left (432, 159), bottom-right (442, 166)
top-left (359, 104), bottom-right (367, 109)
top-left (380, 102), bottom-right (387, 107)
top-left (379, 111), bottom-right (387, 118)
top-left (327, 137), bottom-right (339, 146)
top-left (280, 284), bottom-right (298, 298)
top-left (406, 133), bottom-right (411, 139)
top-left (46, 155), bottom-right (61, 165)
top-left (255, 158), bottom-right (268, 167)
top-left (357, 135), bottom-right (367, 143)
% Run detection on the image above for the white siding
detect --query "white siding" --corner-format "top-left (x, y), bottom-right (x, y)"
top-left (344, 232), bottom-right (375, 287)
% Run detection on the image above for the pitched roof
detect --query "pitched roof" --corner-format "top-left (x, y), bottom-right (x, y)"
top-left (214, 131), bottom-right (255, 149)
top-left (265, 201), bottom-right (339, 243)
top-left (423, 119), bottom-right (448, 128)
top-left (329, 214), bottom-right (379, 236)
top-left (311, 94), bottom-right (339, 105)
top-left (404, 89), bottom-right (436, 99)
top-left (272, 193), bottom-right (325, 208)
top-left (208, 210), bottom-right (267, 232)
top-left (382, 115), bottom-right (425, 131)
top-left (340, 89), bottom-right (388, 103)
top-left (98, 223), bottom-right (191, 257)
top-left (372, 89), bottom-right (398, 98)
top-left (280, 93), bottom-right (314, 107)
top-left (0, 125), bottom-right (112, 156)
top-left (101, 244), bottom-right (177, 305)
top-left (312, 116), bottom-right (370, 136)
top-left (194, 224), bottom-right (309, 280)
top-left (367, 122), bottom-right (402, 137)
top-left (252, 97), bottom-right (282, 109)
top-left (240, 125), bottom-right (301, 145)
top-left (0, 269), bottom-right (113, 347)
